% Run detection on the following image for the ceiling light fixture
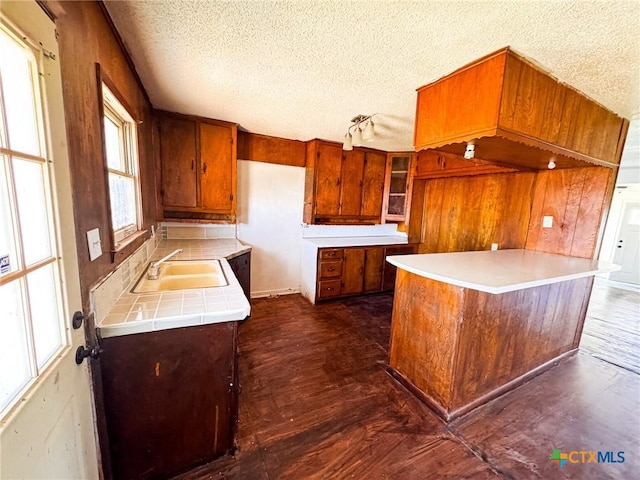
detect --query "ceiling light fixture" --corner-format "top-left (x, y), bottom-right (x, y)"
top-left (342, 114), bottom-right (375, 150)
top-left (548, 158), bottom-right (556, 169)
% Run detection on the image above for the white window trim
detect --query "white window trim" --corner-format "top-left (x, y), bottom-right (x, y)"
top-left (101, 83), bottom-right (143, 247)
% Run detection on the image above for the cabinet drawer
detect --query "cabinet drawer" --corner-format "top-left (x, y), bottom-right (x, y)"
top-left (318, 279), bottom-right (342, 299)
top-left (319, 260), bottom-right (342, 278)
top-left (319, 248), bottom-right (344, 260)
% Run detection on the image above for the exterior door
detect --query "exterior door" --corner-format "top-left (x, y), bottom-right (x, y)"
top-left (610, 201), bottom-right (640, 284)
top-left (0, 3), bottom-right (98, 478)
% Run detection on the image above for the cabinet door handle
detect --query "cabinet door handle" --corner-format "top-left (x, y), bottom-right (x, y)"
top-left (191, 159), bottom-right (195, 170)
top-left (328, 268), bottom-right (335, 272)
top-left (203, 162), bottom-right (207, 173)
top-left (327, 287), bottom-right (333, 291)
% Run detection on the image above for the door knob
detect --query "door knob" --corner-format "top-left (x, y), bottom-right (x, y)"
top-left (75, 345), bottom-right (102, 365)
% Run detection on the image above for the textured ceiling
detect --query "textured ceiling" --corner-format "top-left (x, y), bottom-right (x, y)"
top-left (104, 0), bottom-right (640, 153)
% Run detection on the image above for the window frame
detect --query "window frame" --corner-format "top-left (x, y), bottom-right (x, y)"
top-left (97, 66), bottom-right (143, 250)
top-left (0, 20), bottom-right (69, 418)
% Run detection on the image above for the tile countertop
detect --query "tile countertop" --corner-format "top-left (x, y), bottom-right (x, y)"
top-left (386, 249), bottom-right (620, 295)
top-left (303, 235), bottom-right (409, 248)
top-left (98, 239), bottom-right (252, 338)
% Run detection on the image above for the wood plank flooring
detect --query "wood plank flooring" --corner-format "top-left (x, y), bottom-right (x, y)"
top-left (173, 292), bottom-right (639, 480)
top-left (580, 278), bottom-right (640, 373)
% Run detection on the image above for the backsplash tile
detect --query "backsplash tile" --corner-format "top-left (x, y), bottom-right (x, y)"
top-left (90, 233), bottom-right (160, 324)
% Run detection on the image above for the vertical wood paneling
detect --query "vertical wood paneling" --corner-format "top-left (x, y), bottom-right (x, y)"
top-left (50, 0), bottom-right (156, 310)
top-left (417, 172), bottom-right (535, 254)
top-left (525, 167), bottom-right (611, 258)
top-left (570, 168), bottom-right (612, 257)
top-left (389, 272), bottom-right (463, 408)
top-left (412, 166), bottom-right (610, 260)
top-left (451, 277), bottom-right (592, 410)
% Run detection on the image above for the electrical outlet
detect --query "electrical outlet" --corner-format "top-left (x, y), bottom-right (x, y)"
top-left (542, 216), bottom-right (553, 228)
top-left (491, 243), bottom-right (499, 251)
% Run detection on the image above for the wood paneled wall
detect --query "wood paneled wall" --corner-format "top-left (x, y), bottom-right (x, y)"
top-left (411, 172), bottom-right (536, 253)
top-left (42, 1), bottom-right (157, 311)
top-left (526, 167), bottom-right (613, 258)
top-left (411, 166), bottom-right (614, 259)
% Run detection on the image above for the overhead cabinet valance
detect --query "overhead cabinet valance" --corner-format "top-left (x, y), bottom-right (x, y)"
top-left (414, 47), bottom-right (629, 169)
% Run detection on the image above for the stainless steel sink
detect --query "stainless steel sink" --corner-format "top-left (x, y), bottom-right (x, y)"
top-left (132, 260), bottom-right (228, 293)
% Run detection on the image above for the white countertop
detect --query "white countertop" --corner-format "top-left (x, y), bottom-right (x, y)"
top-left (304, 235), bottom-right (409, 248)
top-left (386, 249), bottom-right (619, 294)
top-left (98, 239), bottom-right (251, 338)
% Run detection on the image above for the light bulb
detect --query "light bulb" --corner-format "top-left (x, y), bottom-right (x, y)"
top-left (353, 126), bottom-right (363, 146)
top-left (363, 119), bottom-right (375, 141)
top-left (548, 159), bottom-right (556, 169)
top-left (343, 132), bottom-right (353, 151)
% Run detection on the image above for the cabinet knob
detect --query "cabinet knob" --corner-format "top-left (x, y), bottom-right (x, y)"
top-left (328, 268), bottom-right (335, 272)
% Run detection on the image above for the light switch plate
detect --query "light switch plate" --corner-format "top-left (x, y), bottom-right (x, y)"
top-left (87, 228), bottom-right (102, 261)
top-left (542, 216), bottom-right (553, 228)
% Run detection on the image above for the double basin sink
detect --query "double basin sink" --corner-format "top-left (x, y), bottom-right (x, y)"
top-left (132, 260), bottom-right (228, 293)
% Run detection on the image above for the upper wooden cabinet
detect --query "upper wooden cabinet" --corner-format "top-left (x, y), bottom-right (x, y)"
top-left (304, 140), bottom-right (386, 224)
top-left (157, 111), bottom-right (237, 221)
top-left (414, 47), bottom-right (629, 169)
top-left (158, 116), bottom-right (197, 208)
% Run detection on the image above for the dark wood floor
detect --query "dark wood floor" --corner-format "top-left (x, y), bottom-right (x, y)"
top-left (174, 292), bottom-right (639, 480)
top-left (581, 278), bottom-right (640, 374)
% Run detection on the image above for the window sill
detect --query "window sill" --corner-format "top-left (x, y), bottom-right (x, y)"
top-left (111, 230), bottom-right (148, 262)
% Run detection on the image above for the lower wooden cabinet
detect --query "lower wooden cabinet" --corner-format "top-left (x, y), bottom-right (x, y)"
top-left (315, 244), bottom-right (415, 302)
top-left (227, 251), bottom-right (251, 303)
top-left (382, 245), bottom-right (416, 290)
top-left (100, 322), bottom-right (239, 480)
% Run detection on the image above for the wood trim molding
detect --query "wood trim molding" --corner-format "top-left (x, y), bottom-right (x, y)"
top-left (96, 0), bottom-right (152, 106)
top-left (237, 131), bottom-right (306, 167)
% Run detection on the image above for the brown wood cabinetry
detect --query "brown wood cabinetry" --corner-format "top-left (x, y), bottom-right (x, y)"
top-left (157, 111), bottom-right (237, 221)
top-left (382, 153), bottom-right (413, 222)
top-left (159, 116), bottom-right (198, 208)
top-left (304, 140), bottom-right (387, 224)
top-left (414, 47), bottom-right (629, 169)
top-left (363, 247), bottom-right (385, 292)
top-left (315, 244), bottom-right (415, 302)
top-left (100, 322), bottom-right (239, 479)
top-left (414, 150), bottom-right (518, 179)
top-left (382, 245), bottom-right (416, 291)
top-left (342, 248), bottom-right (366, 295)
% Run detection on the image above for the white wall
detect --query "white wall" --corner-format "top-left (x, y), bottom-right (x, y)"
top-left (236, 160), bottom-right (305, 297)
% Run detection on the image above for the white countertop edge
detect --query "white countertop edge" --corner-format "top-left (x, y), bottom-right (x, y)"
top-left (98, 306), bottom-right (250, 339)
top-left (303, 235), bottom-right (409, 248)
top-left (386, 251), bottom-right (620, 294)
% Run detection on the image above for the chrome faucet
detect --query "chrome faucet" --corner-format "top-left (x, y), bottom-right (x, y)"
top-left (147, 249), bottom-right (183, 280)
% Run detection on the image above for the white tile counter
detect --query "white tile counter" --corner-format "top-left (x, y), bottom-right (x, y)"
top-left (387, 249), bottom-right (619, 294)
top-left (97, 239), bottom-right (251, 338)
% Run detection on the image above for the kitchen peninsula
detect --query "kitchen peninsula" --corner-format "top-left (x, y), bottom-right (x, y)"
top-left (386, 249), bottom-right (618, 422)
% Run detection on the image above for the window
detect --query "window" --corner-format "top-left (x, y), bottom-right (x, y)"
top-left (0, 24), bottom-right (66, 414)
top-left (101, 83), bottom-right (141, 246)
